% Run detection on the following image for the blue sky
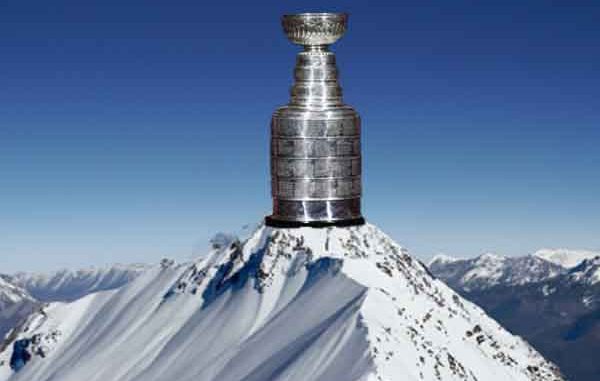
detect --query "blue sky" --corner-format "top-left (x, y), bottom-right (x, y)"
top-left (1, 0), bottom-right (599, 272)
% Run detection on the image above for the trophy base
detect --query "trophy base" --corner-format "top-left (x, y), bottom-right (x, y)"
top-left (265, 216), bottom-right (365, 228)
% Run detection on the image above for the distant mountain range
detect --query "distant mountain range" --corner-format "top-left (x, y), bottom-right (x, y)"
top-left (0, 265), bottom-right (148, 340)
top-left (429, 249), bottom-right (600, 381)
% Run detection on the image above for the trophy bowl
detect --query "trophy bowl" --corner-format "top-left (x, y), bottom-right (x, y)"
top-left (282, 13), bottom-right (348, 46)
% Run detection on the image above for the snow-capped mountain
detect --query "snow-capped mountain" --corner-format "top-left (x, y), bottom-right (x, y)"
top-left (534, 248), bottom-right (600, 269)
top-left (428, 252), bottom-right (564, 292)
top-left (429, 252), bottom-right (600, 381)
top-left (0, 279), bottom-right (39, 341)
top-left (426, 254), bottom-right (459, 267)
top-left (4, 264), bottom-right (149, 302)
top-left (0, 223), bottom-right (562, 381)
top-left (0, 279), bottom-right (35, 316)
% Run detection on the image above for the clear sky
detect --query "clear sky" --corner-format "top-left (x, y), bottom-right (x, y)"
top-left (1, 0), bottom-right (599, 272)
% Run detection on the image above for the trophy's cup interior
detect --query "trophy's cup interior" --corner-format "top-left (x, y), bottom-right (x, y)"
top-left (282, 13), bottom-right (348, 46)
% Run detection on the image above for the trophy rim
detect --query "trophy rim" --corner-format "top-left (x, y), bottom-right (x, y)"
top-left (281, 12), bottom-right (349, 19)
top-left (281, 12), bottom-right (349, 46)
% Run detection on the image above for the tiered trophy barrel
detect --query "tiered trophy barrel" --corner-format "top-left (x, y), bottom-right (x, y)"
top-left (266, 13), bottom-right (365, 228)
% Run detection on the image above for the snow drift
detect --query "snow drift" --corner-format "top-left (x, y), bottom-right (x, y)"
top-left (0, 223), bottom-right (563, 381)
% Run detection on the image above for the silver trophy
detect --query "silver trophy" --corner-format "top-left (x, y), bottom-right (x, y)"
top-left (266, 13), bottom-right (365, 227)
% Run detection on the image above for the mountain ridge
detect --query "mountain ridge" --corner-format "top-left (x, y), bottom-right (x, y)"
top-left (428, 252), bottom-right (564, 292)
top-left (0, 223), bottom-right (563, 381)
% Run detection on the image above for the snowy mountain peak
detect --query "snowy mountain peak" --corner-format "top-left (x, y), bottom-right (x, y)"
top-left (477, 252), bottom-right (506, 262)
top-left (534, 248), bottom-right (600, 269)
top-left (0, 223), bottom-right (563, 381)
top-left (427, 253), bottom-right (458, 267)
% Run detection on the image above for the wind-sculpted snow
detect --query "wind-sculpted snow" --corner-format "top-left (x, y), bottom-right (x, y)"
top-left (0, 224), bottom-right (563, 381)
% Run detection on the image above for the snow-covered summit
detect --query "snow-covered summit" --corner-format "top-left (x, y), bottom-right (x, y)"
top-left (534, 248), bottom-right (600, 269)
top-left (0, 223), bottom-right (563, 381)
top-left (426, 253), bottom-right (459, 267)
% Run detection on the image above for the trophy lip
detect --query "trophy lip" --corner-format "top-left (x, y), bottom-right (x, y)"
top-left (281, 12), bottom-right (349, 20)
top-left (281, 12), bottom-right (349, 46)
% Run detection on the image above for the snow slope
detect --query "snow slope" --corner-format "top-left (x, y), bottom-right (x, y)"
top-left (534, 249), bottom-right (600, 269)
top-left (0, 223), bottom-right (563, 381)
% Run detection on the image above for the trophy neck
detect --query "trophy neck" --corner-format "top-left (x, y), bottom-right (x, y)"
top-left (289, 48), bottom-right (344, 108)
top-left (303, 44), bottom-right (329, 53)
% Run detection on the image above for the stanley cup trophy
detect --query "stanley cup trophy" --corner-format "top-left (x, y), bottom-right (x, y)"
top-left (266, 13), bottom-right (366, 228)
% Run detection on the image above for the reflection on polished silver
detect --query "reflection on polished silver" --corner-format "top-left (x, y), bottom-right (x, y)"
top-left (266, 12), bottom-right (365, 228)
